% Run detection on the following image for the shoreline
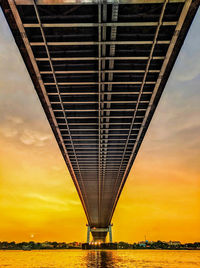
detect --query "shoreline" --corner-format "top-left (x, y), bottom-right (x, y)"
top-left (0, 248), bottom-right (200, 251)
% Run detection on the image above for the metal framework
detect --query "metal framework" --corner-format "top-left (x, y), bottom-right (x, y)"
top-left (1, 0), bottom-right (199, 242)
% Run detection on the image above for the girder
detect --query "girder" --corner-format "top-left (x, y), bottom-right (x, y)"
top-left (2, 0), bottom-right (199, 242)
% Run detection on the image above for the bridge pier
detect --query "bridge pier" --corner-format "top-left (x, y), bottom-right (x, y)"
top-left (86, 224), bottom-right (113, 243)
top-left (108, 224), bottom-right (113, 243)
top-left (86, 225), bottom-right (90, 243)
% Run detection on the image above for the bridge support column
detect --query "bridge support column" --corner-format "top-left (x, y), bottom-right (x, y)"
top-left (86, 226), bottom-right (113, 243)
top-left (86, 225), bottom-right (90, 243)
top-left (108, 224), bottom-right (113, 243)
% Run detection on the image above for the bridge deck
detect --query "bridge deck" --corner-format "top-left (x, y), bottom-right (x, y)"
top-left (2, 0), bottom-right (199, 241)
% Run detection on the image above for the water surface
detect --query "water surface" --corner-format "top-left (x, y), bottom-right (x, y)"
top-left (0, 249), bottom-right (199, 267)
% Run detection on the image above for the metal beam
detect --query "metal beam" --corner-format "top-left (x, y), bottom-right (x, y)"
top-left (59, 122), bottom-right (142, 125)
top-left (15, 0), bottom-right (185, 5)
top-left (67, 143), bottom-right (135, 146)
top-left (69, 155), bottom-right (130, 157)
top-left (48, 92), bottom-right (152, 95)
top-left (56, 116), bottom-right (144, 118)
top-left (36, 57), bottom-right (163, 61)
top-left (62, 133), bottom-right (139, 136)
top-left (24, 21), bottom-right (177, 28)
top-left (44, 82), bottom-right (156, 85)
top-left (97, 2), bottom-right (102, 224)
top-left (53, 109), bottom-right (146, 112)
top-left (30, 40), bottom-right (170, 46)
top-left (66, 133), bottom-right (132, 136)
top-left (41, 69), bottom-right (161, 74)
top-left (62, 129), bottom-right (138, 131)
top-left (63, 138), bottom-right (136, 141)
top-left (52, 101), bottom-right (149, 104)
top-left (91, 228), bottom-right (108, 232)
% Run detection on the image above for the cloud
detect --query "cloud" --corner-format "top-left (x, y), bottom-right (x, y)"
top-left (0, 116), bottom-right (23, 138)
top-left (0, 115), bottom-right (50, 147)
top-left (69, 200), bottom-right (80, 206)
top-left (19, 129), bottom-right (51, 146)
top-left (51, 165), bottom-right (62, 171)
top-left (0, 126), bottom-right (18, 138)
top-left (25, 193), bottom-right (66, 206)
top-left (7, 116), bottom-right (23, 124)
top-left (23, 193), bottom-right (80, 212)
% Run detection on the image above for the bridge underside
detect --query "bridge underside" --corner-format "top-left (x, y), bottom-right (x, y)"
top-left (2, 0), bottom-right (199, 242)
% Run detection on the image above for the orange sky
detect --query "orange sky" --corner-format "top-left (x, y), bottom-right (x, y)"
top-left (0, 8), bottom-right (200, 243)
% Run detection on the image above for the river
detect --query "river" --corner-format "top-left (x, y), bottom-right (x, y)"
top-left (0, 249), bottom-right (199, 267)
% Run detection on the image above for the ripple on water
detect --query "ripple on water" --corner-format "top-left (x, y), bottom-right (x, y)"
top-left (0, 250), bottom-right (200, 268)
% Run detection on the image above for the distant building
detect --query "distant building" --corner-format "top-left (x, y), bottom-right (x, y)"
top-left (168, 241), bottom-right (181, 246)
top-left (68, 242), bottom-right (81, 248)
top-left (57, 242), bottom-right (68, 248)
top-left (148, 241), bottom-right (154, 245)
top-left (138, 241), bottom-right (146, 247)
top-left (41, 242), bottom-right (54, 249)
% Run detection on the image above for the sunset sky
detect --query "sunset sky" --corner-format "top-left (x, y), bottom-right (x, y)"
top-left (0, 8), bottom-right (200, 243)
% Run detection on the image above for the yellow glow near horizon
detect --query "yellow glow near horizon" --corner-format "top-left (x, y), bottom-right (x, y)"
top-left (0, 9), bottom-right (200, 243)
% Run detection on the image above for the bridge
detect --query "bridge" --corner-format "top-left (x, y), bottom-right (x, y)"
top-left (2, 0), bottom-right (199, 243)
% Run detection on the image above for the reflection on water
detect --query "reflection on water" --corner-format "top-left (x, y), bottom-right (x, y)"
top-left (84, 250), bottom-right (200, 268)
top-left (86, 250), bottom-right (115, 267)
top-left (0, 249), bottom-right (200, 268)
